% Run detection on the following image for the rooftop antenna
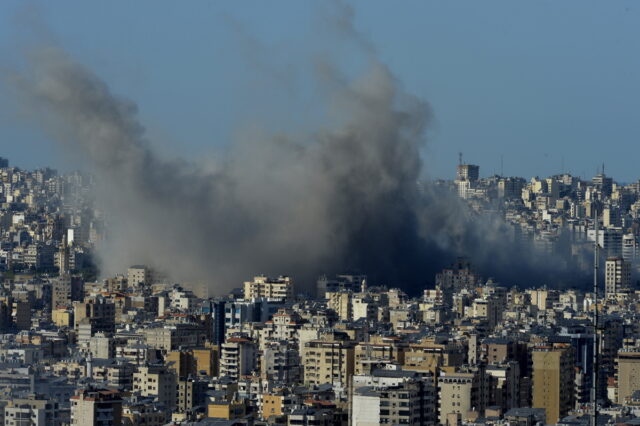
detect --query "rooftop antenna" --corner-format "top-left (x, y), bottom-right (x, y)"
top-left (602, 162), bottom-right (605, 176)
top-left (591, 212), bottom-right (599, 426)
top-left (459, 152), bottom-right (463, 166)
top-left (500, 155), bottom-right (504, 177)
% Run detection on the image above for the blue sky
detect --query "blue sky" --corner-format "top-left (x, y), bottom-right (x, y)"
top-left (1, 1), bottom-right (639, 181)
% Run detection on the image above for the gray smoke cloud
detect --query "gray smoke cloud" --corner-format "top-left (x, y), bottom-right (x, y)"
top-left (9, 10), bottom-right (589, 294)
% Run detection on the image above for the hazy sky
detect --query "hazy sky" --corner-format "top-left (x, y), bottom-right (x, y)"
top-left (1, 1), bottom-right (639, 182)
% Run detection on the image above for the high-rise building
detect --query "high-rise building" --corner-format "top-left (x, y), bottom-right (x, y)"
top-left (58, 235), bottom-right (70, 275)
top-left (210, 300), bottom-right (226, 346)
top-left (438, 366), bottom-right (489, 425)
top-left (605, 257), bottom-right (632, 297)
top-left (546, 178), bottom-right (560, 200)
top-left (302, 337), bottom-right (355, 390)
top-left (435, 259), bottom-right (482, 305)
top-left (587, 227), bottom-right (623, 258)
top-left (622, 233), bottom-right (640, 266)
top-left (243, 275), bottom-right (293, 301)
top-left (456, 164), bottom-right (480, 182)
top-left (132, 365), bottom-right (177, 410)
top-left (616, 348), bottom-right (640, 405)
top-left (326, 291), bottom-right (353, 321)
top-left (592, 172), bottom-right (613, 197)
top-left (531, 343), bottom-right (575, 424)
top-left (603, 206), bottom-right (621, 227)
top-left (13, 300), bottom-right (31, 330)
top-left (175, 377), bottom-right (208, 414)
top-left (486, 362), bottom-right (521, 411)
top-left (165, 350), bottom-right (196, 379)
top-left (70, 387), bottom-right (122, 426)
top-left (261, 341), bottom-right (301, 384)
top-left (220, 336), bottom-right (257, 380)
top-left (73, 297), bottom-right (116, 334)
top-left (52, 276), bottom-right (84, 308)
top-left (498, 177), bottom-right (526, 199)
top-left (455, 163), bottom-right (480, 199)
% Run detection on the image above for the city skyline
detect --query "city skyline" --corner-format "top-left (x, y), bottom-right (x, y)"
top-left (2, 3), bottom-right (640, 425)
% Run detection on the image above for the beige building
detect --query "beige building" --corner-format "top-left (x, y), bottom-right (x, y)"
top-left (166, 350), bottom-right (194, 378)
top-left (127, 265), bottom-right (150, 286)
top-left (352, 294), bottom-right (377, 322)
top-left (302, 338), bottom-right (355, 389)
top-left (438, 366), bottom-right (488, 425)
top-left (207, 400), bottom-right (247, 420)
top-left (616, 348), bottom-right (640, 404)
top-left (144, 324), bottom-right (204, 351)
top-left (260, 390), bottom-right (296, 419)
top-left (70, 388), bottom-right (122, 426)
top-left (176, 378), bottom-right (208, 414)
top-left (132, 366), bottom-right (176, 410)
top-left (532, 343), bottom-right (575, 424)
top-left (470, 298), bottom-right (498, 329)
top-left (603, 206), bottom-right (621, 227)
top-left (403, 338), bottom-right (466, 374)
top-left (52, 308), bottom-right (73, 327)
top-left (193, 347), bottom-right (218, 376)
top-left (526, 289), bottom-right (559, 311)
top-left (326, 291), bottom-right (352, 321)
top-left (5, 394), bottom-right (60, 426)
top-left (163, 346), bottom-right (217, 378)
top-left (243, 275), bottom-right (293, 301)
top-left (354, 336), bottom-right (406, 375)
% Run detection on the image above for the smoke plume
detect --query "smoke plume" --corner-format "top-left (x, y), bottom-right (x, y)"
top-left (10, 11), bottom-right (589, 294)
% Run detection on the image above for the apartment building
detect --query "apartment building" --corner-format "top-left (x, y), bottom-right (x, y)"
top-left (70, 388), bottom-right (122, 426)
top-left (531, 343), bottom-right (575, 424)
top-left (243, 275), bottom-right (293, 301)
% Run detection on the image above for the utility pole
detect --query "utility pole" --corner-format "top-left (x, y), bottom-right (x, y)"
top-left (592, 212), bottom-right (599, 426)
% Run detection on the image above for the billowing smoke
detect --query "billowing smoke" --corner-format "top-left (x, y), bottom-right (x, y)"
top-left (10, 13), bottom-right (589, 294)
